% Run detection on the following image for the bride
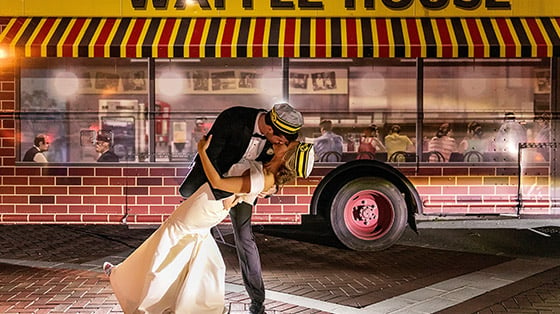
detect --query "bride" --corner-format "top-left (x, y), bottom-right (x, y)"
top-left (104, 134), bottom-right (303, 314)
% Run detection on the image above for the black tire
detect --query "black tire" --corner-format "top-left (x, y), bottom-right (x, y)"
top-left (330, 177), bottom-right (407, 251)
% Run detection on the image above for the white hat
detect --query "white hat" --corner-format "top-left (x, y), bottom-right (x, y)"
top-left (269, 103), bottom-right (303, 135)
top-left (295, 143), bottom-right (314, 178)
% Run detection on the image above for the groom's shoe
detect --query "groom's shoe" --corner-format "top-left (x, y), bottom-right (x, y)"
top-left (103, 262), bottom-right (114, 277)
top-left (249, 303), bottom-right (265, 314)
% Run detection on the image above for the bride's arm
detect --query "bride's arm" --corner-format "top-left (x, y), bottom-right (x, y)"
top-left (198, 135), bottom-right (251, 194)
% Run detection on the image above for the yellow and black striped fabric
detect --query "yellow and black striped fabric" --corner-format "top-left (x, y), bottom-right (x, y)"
top-left (1, 17), bottom-right (560, 58)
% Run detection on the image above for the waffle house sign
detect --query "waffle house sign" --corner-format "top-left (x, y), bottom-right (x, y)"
top-left (1, 0), bottom-right (559, 17)
top-left (132, 0), bottom-right (511, 10)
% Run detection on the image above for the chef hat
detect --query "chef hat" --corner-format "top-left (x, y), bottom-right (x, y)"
top-left (269, 103), bottom-right (303, 135)
top-left (294, 143), bottom-right (314, 178)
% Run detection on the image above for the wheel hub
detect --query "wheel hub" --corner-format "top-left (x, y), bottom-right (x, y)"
top-left (343, 190), bottom-right (394, 240)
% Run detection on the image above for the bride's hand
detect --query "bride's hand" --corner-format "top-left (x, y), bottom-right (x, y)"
top-left (197, 134), bottom-right (212, 153)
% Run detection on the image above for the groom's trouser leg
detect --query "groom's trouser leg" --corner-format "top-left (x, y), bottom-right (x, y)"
top-left (230, 202), bottom-right (265, 306)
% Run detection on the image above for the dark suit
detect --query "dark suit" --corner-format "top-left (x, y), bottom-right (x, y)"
top-left (179, 106), bottom-right (272, 311)
top-left (97, 150), bottom-right (119, 162)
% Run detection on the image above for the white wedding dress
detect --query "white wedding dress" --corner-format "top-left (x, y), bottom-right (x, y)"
top-left (109, 160), bottom-right (264, 314)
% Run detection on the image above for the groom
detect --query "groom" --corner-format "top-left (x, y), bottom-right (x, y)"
top-left (179, 103), bottom-right (308, 314)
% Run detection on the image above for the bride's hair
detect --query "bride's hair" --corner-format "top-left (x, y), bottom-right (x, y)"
top-left (274, 145), bottom-right (298, 186)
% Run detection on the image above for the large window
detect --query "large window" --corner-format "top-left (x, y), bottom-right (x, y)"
top-left (18, 57), bottom-right (551, 165)
top-left (423, 59), bottom-right (551, 163)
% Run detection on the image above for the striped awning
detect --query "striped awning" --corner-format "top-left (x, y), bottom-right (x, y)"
top-left (1, 17), bottom-right (560, 58)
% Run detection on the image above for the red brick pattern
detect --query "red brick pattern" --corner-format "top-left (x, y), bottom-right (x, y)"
top-left (0, 20), bottom-right (552, 224)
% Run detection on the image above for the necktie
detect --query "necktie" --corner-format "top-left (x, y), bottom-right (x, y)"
top-left (252, 133), bottom-right (266, 139)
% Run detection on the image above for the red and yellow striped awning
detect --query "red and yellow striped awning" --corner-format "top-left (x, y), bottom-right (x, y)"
top-left (2, 17), bottom-right (560, 58)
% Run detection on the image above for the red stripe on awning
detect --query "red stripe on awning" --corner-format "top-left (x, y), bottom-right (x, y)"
top-left (252, 18), bottom-right (265, 57)
top-left (126, 19), bottom-right (146, 58)
top-left (436, 19), bottom-right (453, 57)
top-left (220, 18), bottom-right (235, 57)
top-left (94, 19), bottom-right (116, 57)
top-left (315, 18), bottom-right (326, 58)
top-left (346, 18), bottom-right (358, 57)
top-left (465, 19), bottom-right (484, 58)
top-left (189, 19), bottom-right (206, 58)
top-left (406, 19), bottom-right (422, 57)
top-left (376, 19), bottom-right (389, 57)
top-left (496, 18), bottom-right (516, 57)
top-left (526, 18), bottom-right (548, 57)
top-left (284, 18), bottom-right (295, 57)
top-left (156, 19), bottom-right (174, 58)
top-left (30, 18), bottom-right (56, 57)
top-left (62, 18), bottom-right (86, 57)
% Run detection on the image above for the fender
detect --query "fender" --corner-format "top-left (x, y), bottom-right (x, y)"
top-left (310, 160), bottom-right (421, 233)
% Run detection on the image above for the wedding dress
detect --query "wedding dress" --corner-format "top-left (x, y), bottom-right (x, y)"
top-left (109, 160), bottom-right (264, 314)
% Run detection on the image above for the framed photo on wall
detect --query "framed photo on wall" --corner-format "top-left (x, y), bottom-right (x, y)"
top-left (289, 68), bottom-right (348, 94)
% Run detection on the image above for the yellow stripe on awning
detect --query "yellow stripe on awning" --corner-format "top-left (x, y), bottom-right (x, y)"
top-left (2, 17), bottom-right (560, 58)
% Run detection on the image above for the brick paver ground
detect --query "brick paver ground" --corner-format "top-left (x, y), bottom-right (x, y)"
top-left (1, 224), bottom-right (559, 313)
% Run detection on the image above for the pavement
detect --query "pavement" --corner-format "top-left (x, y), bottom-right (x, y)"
top-left (0, 222), bottom-right (560, 313)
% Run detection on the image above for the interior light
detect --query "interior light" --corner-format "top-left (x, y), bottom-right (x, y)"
top-left (54, 71), bottom-right (79, 97)
top-left (158, 71), bottom-right (184, 97)
top-left (0, 48), bottom-right (7, 59)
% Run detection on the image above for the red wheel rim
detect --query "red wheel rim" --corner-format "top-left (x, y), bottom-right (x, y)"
top-left (343, 190), bottom-right (394, 240)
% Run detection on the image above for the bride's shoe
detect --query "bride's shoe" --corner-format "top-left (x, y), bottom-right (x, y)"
top-left (103, 262), bottom-right (114, 277)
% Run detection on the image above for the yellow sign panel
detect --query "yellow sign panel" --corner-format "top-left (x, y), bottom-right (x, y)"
top-left (1, 0), bottom-right (560, 17)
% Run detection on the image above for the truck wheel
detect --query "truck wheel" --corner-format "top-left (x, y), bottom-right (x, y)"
top-left (331, 177), bottom-right (407, 251)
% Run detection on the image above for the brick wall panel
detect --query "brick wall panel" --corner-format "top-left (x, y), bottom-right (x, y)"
top-left (164, 177), bottom-right (184, 186)
top-left (2, 215), bottom-right (29, 222)
top-left (2, 157), bottom-right (16, 166)
top-left (269, 214), bottom-right (299, 223)
top-left (110, 177), bottom-right (135, 185)
top-left (29, 195), bottom-right (54, 204)
top-left (15, 167), bottom-right (41, 176)
top-left (255, 205), bottom-right (282, 214)
top-left (136, 215), bottom-right (164, 223)
top-left (83, 177), bottom-right (109, 185)
top-left (163, 196), bottom-right (183, 205)
top-left (31, 177), bottom-right (55, 185)
top-left (269, 195), bottom-right (296, 204)
top-left (109, 195), bottom-right (135, 205)
top-left (149, 205), bottom-right (176, 215)
top-left (0, 204), bottom-right (15, 213)
top-left (281, 187), bottom-right (309, 195)
top-left (3, 176), bottom-right (28, 185)
top-left (470, 167), bottom-right (496, 176)
top-left (69, 205), bottom-right (95, 214)
top-left (125, 187), bottom-right (149, 195)
top-left (56, 177), bottom-right (82, 185)
top-left (150, 168), bottom-right (175, 176)
top-left (124, 168), bottom-right (149, 176)
top-left (442, 186), bottom-right (468, 195)
top-left (0, 167), bottom-right (14, 176)
top-left (42, 205), bottom-right (68, 214)
top-left (43, 168), bottom-right (68, 176)
top-left (457, 176), bottom-right (483, 185)
top-left (0, 148), bottom-right (15, 156)
top-left (83, 214), bottom-right (109, 222)
top-left (283, 205), bottom-right (309, 214)
top-left (95, 205), bottom-right (124, 214)
top-left (17, 186), bottom-right (41, 194)
top-left (69, 168), bottom-right (95, 176)
top-left (42, 186), bottom-right (68, 194)
top-left (28, 215), bottom-right (55, 222)
top-left (3, 196), bottom-right (29, 203)
top-left (56, 196), bottom-right (82, 204)
top-left (69, 186), bottom-right (95, 195)
top-left (55, 215), bottom-right (82, 222)
top-left (97, 168), bottom-right (122, 176)
top-left (0, 186), bottom-right (14, 194)
top-left (96, 187), bottom-right (123, 195)
top-left (83, 195), bottom-right (109, 205)
top-left (137, 177), bottom-right (162, 185)
top-left (16, 205), bottom-right (42, 213)
top-left (150, 186), bottom-right (177, 196)
top-left (136, 196), bottom-right (163, 205)
top-left (128, 205), bottom-right (149, 215)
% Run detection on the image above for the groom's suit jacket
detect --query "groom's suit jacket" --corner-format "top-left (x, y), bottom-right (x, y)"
top-left (179, 106), bottom-right (272, 200)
